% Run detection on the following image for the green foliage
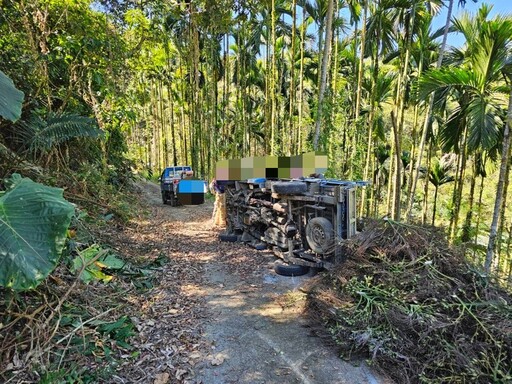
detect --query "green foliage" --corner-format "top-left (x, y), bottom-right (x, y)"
top-left (428, 156), bottom-right (456, 187)
top-left (0, 70), bottom-right (24, 122)
top-left (0, 174), bottom-right (74, 290)
top-left (91, 315), bottom-right (135, 351)
top-left (39, 365), bottom-right (109, 384)
top-left (17, 112), bottom-right (103, 155)
top-left (46, 313), bottom-right (135, 378)
top-left (63, 162), bottom-right (136, 223)
top-left (419, 8), bottom-right (512, 157)
top-left (104, 126), bottom-right (135, 188)
top-left (71, 245), bottom-right (125, 284)
top-left (116, 252), bottom-right (169, 292)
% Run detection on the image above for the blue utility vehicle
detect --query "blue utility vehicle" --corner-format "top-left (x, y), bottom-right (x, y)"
top-left (159, 166), bottom-right (206, 206)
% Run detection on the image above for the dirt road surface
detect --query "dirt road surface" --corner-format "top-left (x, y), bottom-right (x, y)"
top-left (115, 181), bottom-right (389, 384)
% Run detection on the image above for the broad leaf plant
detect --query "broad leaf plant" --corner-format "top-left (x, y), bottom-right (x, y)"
top-left (0, 174), bottom-right (74, 290)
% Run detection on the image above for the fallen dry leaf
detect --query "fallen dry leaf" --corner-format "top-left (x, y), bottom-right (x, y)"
top-left (153, 372), bottom-right (170, 384)
top-left (210, 353), bottom-right (225, 366)
top-left (175, 369), bottom-right (188, 380)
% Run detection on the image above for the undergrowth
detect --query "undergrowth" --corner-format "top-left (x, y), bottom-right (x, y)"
top-left (0, 174), bottom-right (166, 383)
top-left (306, 219), bottom-right (512, 383)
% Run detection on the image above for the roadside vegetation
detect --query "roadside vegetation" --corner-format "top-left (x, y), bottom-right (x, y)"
top-left (306, 220), bottom-right (512, 382)
top-left (1, 0), bottom-right (511, 382)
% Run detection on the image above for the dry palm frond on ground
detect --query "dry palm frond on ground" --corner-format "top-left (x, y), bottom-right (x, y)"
top-left (306, 219), bottom-right (512, 384)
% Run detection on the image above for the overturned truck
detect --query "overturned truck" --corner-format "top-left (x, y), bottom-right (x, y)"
top-left (216, 153), bottom-right (362, 272)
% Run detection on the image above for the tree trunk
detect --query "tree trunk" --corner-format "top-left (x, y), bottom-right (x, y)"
top-left (289, 0), bottom-right (297, 154)
top-left (190, 4), bottom-right (201, 174)
top-left (297, 7), bottom-right (306, 154)
top-left (168, 85), bottom-right (177, 166)
top-left (346, 0), bottom-right (372, 179)
top-left (354, 2), bottom-right (368, 123)
top-left (485, 89), bottom-right (512, 273)
top-left (270, 0), bottom-right (277, 155)
top-left (386, 148), bottom-right (395, 216)
top-left (151, 81), bottom-right (160, 171)
top-left (392, 1), bottom-right (418, 221)
top-left (473, 173), bottom-right (486, 260)
top-left (391, 109), bottom-right (402, 220)
top-left (497, 151), bottom-right (511, 255)
top-left (461, 156), bottom-right (477, 242)
top-left (506, 220), bottom-right (512, 287)
top-left (432, 185), bottom-right (438, 226)
top-left (313, 0), bottom-right (334, 151)
top-left (360, 23), bottom-right (380, 217)
top-left (406, 0), bottom-right (454, 221)
top-left (449, 122), bottom-right (468, 241)
top-left (224, 35), bottom-right (230, 150)
top-left (421, 142), bottom-right (433, 224)
top-left (406, 39), bottom-right (425, 205)
top-left (159, 79), bottom-right (167, 167)
top-left (179, 58), bottom-right (188, 164)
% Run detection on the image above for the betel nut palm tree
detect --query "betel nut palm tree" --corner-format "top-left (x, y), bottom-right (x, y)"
top-left (418, 4), bottom-right (512, 271)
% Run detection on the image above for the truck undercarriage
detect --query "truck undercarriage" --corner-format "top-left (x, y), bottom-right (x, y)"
top-left (221, 177), bottom-right (359, 270)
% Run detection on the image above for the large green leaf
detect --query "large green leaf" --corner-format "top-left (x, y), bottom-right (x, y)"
top-left (0, 70), bottom-right (24, 122)
top-left (0, 174), bottom-right (74, 290)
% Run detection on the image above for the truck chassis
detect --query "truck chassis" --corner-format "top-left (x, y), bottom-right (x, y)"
top-left (221, 177), bottom-right (359, 269)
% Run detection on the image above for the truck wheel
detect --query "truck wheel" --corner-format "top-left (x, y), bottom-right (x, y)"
top-left (169, 193), bottom-right (177, 207)
top-left (162, 193), bottom-right (167, 204)
top-left (306, 217), bottom-right (334, 254)
top-left (274, 260), bottom-right (309, 276)
top-left (272, 181), bottom-right (307, 195)
top-left (252, 242), bottom-right (267, 251)
top-left (219, 234), bottom-right (238, 242)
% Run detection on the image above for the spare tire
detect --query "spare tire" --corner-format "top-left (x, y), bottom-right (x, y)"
top-left (274, 260), bottom-right (310, 276)
top-left (306, 217), bottom-right (334, 254)
top-left (272, 181), bottom-right (307, 195)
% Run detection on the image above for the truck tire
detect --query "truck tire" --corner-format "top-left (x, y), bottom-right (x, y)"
top-left (254, 243), bottom-right (267, 251)
top-left (219, 234), bottom-right (238, 242)
top-left (272, 181), bottom-right (307, 195)
top-left (162, 193), bottom-right (167, 204)
top-left (306, 217), bottom-right (334, 254)
top-left (274, 260), bottom-right (309, 276)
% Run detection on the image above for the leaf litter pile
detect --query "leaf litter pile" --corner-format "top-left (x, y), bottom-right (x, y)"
top-left (306, 219), bottom-right (512, 383)
top-left (0, 214), bottom-right (203, 383)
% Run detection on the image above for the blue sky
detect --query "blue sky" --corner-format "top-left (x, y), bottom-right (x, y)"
top-left (433, 1), bottom-right (512, 47)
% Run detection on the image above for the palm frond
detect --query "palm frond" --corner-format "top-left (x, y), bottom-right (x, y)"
top-left (429, 156), bottom-right (455, 187)
top-left (466, 95), bottom-right (501, 151)
top-left (417, 67), bottom-right (479, 101)
top-left (442, 47), bottom-right (466, 67)
top-left (375, 72), bottom-right (397, 104)
top-left (373, 110), bottom-right (386, 142)
top-left (471, 19), bottom-right (512, 86)
top-left (18, 113), bottom-right (103, 155)
top-left (382, 50), bottom-right (400, 64)
top-left (439, 106), bottom-right (464, 153)
top-left (429, 24), bottom-right (456, 41)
